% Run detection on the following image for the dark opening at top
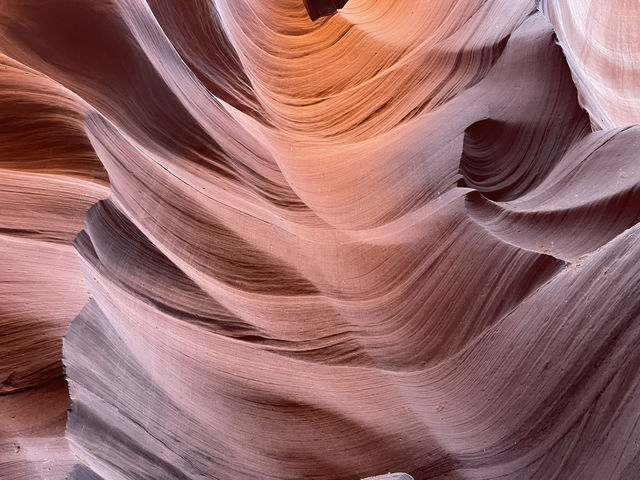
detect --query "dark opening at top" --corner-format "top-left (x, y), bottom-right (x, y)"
top-left (303, 0), bottom-right (349, 21)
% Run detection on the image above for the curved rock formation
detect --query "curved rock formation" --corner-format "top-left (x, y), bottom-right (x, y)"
top-left (0, 53), bottom-right (108, 478)
top-left (1, 0), bottom-right (639, 479)
top-left (540, 0), bottom-right (640, 129)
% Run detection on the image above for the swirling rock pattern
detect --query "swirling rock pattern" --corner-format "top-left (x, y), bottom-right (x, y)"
top-left (0, 52), bottom-right (108, 478)
top-left (540, 0), bottom-right (640, 129)
top-left (0, 1), bottom-right (639, 479)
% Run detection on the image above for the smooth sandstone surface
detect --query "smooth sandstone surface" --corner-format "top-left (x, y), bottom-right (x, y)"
top-left (0, 1), bottom-right (639, 479)
top-left (362, 475), bottom-right (415, 480)
top-left (541, 0), bottom-right (640, 129)
top-left (0, 52), bottom-right (108, 479)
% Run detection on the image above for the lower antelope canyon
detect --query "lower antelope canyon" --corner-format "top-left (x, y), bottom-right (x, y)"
top-left (1, 1), bottom-right (640, 479)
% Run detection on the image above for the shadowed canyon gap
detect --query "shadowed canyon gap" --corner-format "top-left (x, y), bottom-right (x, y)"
top-left (1, 1), bottom-right (640, 479)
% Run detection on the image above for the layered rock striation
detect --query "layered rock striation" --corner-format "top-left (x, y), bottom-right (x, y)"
top-left (1, 1), bottom-right (639, 479)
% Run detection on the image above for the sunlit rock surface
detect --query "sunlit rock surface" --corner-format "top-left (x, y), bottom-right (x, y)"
top-left (540, 0), bottom-right (640, 129)
top-left (1, 1), bottom-right (639, 479)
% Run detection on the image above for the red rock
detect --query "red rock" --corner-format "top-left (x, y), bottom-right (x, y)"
top-left (1, 1), bottom-right (639, 479)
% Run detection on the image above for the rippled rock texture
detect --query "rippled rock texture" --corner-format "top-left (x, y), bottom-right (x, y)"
top-left (540, 0), bottom-right (640, 129)
top-left (1, 1), bottom-right (639, 479)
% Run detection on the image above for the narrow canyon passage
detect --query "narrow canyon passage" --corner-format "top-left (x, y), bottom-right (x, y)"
top-left (1, 1), bottom-right (639, 479)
